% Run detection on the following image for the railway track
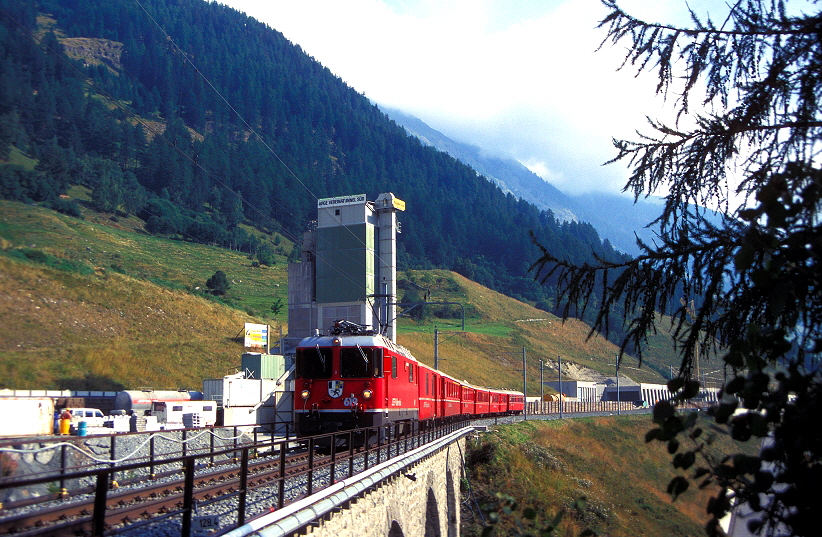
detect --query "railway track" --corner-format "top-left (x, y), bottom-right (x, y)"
top-left (0, 445), bottom-right (327, 536)
top-left (0, 422), bottom-right (422, 537)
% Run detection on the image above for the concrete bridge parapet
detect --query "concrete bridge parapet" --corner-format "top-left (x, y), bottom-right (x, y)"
top-left (226, 427), bottom-right (473, 537)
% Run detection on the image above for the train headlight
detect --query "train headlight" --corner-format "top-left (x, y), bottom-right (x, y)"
top-left (301, 389), bottom-right (310, 400)
top-left (362, 389), bottom-right (373, 399)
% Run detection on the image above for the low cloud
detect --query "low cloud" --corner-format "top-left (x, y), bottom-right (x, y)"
top-left (223, 0), bottom-right (721, 196)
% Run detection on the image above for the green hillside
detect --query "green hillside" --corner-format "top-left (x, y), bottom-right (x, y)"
top-left (0, 199), bottom-right (287, 390)
top-left (464, 416), bottom-right (755, 537)
top-left (0, 199), bottom-right (677, 392)
top-left (397, 270), bottom-right (676, 392)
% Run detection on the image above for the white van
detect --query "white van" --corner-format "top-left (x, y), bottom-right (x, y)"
top-left (65, 408), bottom-right (106, 427)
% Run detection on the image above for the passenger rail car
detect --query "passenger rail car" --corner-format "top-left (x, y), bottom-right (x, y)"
top-left (294, 320), bottom-right (523, 437)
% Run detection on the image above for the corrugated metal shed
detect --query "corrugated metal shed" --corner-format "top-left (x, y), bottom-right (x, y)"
top-left (241, 353), bottom-right (285, 379)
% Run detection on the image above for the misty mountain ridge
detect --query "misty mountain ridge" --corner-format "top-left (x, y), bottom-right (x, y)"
top-left (381, 106), bottom-right (664, 256)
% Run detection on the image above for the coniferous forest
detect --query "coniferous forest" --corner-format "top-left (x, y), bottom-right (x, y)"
top-left (0, 0), bottom-right (633, 343)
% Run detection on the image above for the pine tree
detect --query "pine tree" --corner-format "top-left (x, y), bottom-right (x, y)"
top-left (205, 270), bottom-right (229, 296)
top-left (533, 2), bottom-right (822, 535)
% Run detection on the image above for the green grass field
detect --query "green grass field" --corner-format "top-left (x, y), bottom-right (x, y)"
top-left (464, 415), bottom-right (755, 537)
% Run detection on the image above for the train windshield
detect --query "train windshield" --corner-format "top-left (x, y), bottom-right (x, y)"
top-left (296, 346), bottom-right (333, 378)
top-left (340, 346), bottom-right (382, 378)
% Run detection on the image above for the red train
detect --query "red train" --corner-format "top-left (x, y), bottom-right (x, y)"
top-left (294, 320), bottom-right (524, 437)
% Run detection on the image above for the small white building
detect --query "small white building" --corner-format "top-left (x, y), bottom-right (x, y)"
top-left (601, 380), bottom-right (671, 406)
top-left (543, 380), bottom-right (598, 402)
top-left (151, 400), bottom-right (217, 428)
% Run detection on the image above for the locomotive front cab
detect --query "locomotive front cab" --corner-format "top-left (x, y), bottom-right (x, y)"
top-left (294, 335), bottom-right (385, 437)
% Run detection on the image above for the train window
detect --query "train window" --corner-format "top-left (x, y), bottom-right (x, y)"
top-left (409, 363), bottom-right (414, 383)
top-left (391, 355), bottom-right (397, 379)
top-left (295, 347), bottom-right (332, 379)
top-left (340, 346), bottom-right (381, 378)
top-left (373, 348), bottom-right (383, 377)
top-left (426, 373), bottom-right (429, 395)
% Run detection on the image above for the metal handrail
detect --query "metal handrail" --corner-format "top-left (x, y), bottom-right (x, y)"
top-left (0, 418), bottom-right (470, 537)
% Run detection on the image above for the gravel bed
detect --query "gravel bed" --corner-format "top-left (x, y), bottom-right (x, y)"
top-left (111, 440), bottom-right (398, 537)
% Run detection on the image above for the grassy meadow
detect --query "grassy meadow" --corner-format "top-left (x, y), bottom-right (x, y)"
top-left (0, 199), bottom-right (288, 390)
top-left (396, 270), bottom-right (675, 392)
top-left (464, 415), bottom-right (750, 537)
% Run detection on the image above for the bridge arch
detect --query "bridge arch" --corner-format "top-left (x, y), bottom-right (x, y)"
top-left (425, 487), bottom-right (441, 537)
top-left (389, 520), bottom-right (404, 537)
top-left (446, 462), bottom-right (458, 537)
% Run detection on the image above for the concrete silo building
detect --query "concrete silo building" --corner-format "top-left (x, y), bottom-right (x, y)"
top-left (287, 192), bottom-right (405, 345)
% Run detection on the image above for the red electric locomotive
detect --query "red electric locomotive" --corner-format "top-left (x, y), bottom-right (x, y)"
top-left (294, 320), bottom-right (523, 437)
top-left (294, 320), bottom-right (421, 436)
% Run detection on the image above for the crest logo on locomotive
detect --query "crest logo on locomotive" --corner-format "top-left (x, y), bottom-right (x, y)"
top-left (328, 380), bottom-right (344, 398)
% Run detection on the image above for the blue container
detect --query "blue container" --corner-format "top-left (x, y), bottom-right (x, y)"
top-left (77, 421), bottom-right (87, 436)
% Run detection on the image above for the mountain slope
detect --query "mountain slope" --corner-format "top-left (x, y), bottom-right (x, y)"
top-left (382, 106), bottom-right (577, 221)
top-left (0, 199), bottom-right (286, 389)
top-left (0, 0), bottom-right (637, 338)
top-left (0, 200), bottom-right (673, 392)
top-left (381, 106), bottom-right (666, 256)
top-left (397, 270), bottom-right (672, 390)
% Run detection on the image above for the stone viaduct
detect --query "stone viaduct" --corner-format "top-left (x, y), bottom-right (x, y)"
top-left (224, 427), bottom-right (477, 537)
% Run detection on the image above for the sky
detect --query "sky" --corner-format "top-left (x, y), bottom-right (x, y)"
top-left (219, 0), bottom-right (730, 197)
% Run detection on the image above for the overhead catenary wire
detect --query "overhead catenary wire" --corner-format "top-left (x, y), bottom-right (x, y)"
top-left (1, 2), bottom-right (386, 297)
top-left (130, 0), bottom-right (398, 277)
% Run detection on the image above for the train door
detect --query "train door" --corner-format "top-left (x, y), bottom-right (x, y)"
top-left (383, 352), bottom-right (419, 426)
top-left (419, 368), bottom-right (436, 421)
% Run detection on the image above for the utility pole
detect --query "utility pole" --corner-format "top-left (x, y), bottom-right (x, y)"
top-left (540, 360), bottom-right (544, 415)
top-left (522, 347), bottom-right (527, 420)
top-left (558, 355), bottom-right (563, 419)
top-left (616, 354), bottom-right (620, 416)
top-left (681, 297), bottom-right (700, 383)
top-left (434, 328), bottom-right (439, 370)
